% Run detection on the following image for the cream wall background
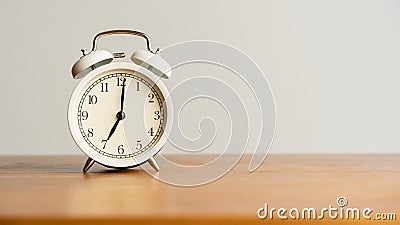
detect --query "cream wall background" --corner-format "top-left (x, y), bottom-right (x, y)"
top-left (0, 0), bottom-right (399, 155)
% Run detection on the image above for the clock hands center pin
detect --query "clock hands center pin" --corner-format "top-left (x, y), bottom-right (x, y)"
top-left (101, 78), bottom-right (126, 149)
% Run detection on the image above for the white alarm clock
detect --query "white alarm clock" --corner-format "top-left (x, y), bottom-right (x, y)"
top-left (68, 30), bottom-right (172, 173)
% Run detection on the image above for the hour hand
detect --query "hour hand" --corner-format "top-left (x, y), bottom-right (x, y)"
top-left (102, 118), bottom-right (120, 149)
top-left (107, 119), bottom-right (120, 140)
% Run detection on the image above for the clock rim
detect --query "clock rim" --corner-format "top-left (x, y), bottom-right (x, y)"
top-left (68, 62), bottom-right (173, 168)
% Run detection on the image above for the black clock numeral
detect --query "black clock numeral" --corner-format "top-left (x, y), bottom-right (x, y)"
top-left (148, 93), bottom-right (155, 103)
top-left (87, 128), bottom-right (94, 137)
top-left (148, 127), bottom-right (154, 136)
top-left (118, 145), bottom-right (124, 154)
top-left (117, 77), bottom-right (126, 86)
top-left (101, 140), bottom-right (107, 149)
top-left (88, 95), bottom-right (97, 104)
top-left (154, 110), bottom-right (160, 120)
top-left (101, 82), bottom-right (108, 92)
top-left (136, 81), bottom-right (140, 91)
top-left (136, 140), bottom-right (142, 150)
top-left (80, 111), bottom-right (89, 120)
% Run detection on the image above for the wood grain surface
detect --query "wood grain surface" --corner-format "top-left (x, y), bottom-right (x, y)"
top-left (0, 154), bottom-right (399, 224)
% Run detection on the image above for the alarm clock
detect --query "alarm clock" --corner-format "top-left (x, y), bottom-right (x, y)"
top-left (68, 30), bottom-right (173, 173)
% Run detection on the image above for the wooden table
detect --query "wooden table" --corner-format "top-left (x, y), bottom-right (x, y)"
top-left (0, 154), bottom-right (398, 224)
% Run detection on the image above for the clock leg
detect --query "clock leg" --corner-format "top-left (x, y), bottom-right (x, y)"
top-left (83, 157), bottom-right (95, 173)
top-left (148, 156), bottom-right (159, 172)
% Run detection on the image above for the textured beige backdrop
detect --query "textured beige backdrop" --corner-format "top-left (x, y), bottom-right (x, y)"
top-left (0, 0), bottom-right (399, 155)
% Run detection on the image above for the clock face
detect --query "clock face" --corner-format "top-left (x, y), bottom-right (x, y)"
top-left (68, 63), bottom-right (169, 167)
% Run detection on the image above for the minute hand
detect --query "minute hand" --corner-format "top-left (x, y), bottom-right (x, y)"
top-left (108, 82), bottom-right (125, 139)
top-left (120, 83), bottom-right (125, 112)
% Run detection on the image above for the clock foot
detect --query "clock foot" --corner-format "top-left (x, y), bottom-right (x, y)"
top-left (148, 156), bottom-right (159, 172)
top-left (83, 157), bottom-right (95, 173)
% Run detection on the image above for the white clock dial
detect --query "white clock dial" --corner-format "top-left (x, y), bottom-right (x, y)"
top-left (68, 62), bottom-right (167, 167)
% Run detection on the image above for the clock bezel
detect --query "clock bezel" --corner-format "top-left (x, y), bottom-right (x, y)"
top-left (68, 62), bottom-right (173, 168)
